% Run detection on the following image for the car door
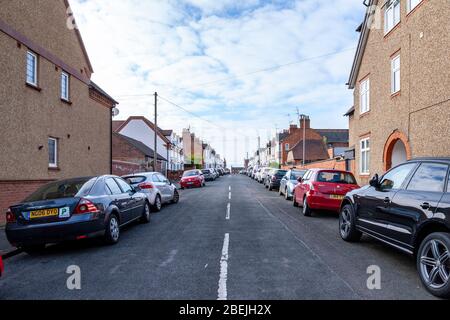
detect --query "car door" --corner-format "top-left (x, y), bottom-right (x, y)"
top-left (357, 163), bottom-right (417, 240)
top-left (435, 174), bottom-right (450, 228)
top-left (297, 170), bottom-right (312, 200)
top-left (114, 177), bottom-right (141, 221)
top-left (157, 173), bottom-right (172, 202)
top-left (105, 178), bottom-right (133, 223)
top-left (389, 162), bottom-right (448, 247)
top-left (280, 172), bottom-right (289, 193)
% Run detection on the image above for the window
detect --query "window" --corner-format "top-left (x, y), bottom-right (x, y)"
top-left (105, 178), bottom-right (122, 195)
top-left (317, 171), bottom-right (357, 185)
top-left (380, 163), bottom-right (416, 191)
top-left (360, 138), bottom-right (370, 174)
top-left (360, 78), bottom-right (370, 113)
top-left (26, 51), bottom-right (37, 85)
top-left (61, 72), bottom-right (69, 100)
top-left (407, 0), bottom-right (422, 12)
top-left (48, 138), bottom-right (58, 168)
top-left (115, 178), bottom-right (133, 193)
top-left (407, 163), bottom-right (448, 192)
top-left (385, 0), bottom-right (400, 34)
top-left (285, 143), bottom-right (290, 151)
top-left (302, 170), bottom-right (312, 181)
top-left (391, 55), bottom-right (401, 94)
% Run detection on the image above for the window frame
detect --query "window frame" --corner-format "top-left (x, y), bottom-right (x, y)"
top-left (360, 138), bottom-right (370, 175)
top-left (407, 0), bottom-right (422, 13)
top-left (360, 78), bottom-right (370, 114)
top-left (61, 71), bottom-right (70, 101)
top-left (285, 143), bottom-right (290, 152)
top-left (406, 162), bottom-right (449, 193)
top-left (379, 163), bottom-right (417, 192)
top-left (384, 0), bottom-right (401, 34)
top-left (391, 55), bottom-right (401, 94)
top-left (48, 137), bottom-right (58, 168)
top-left (26, 51), bottom-right (38, 86)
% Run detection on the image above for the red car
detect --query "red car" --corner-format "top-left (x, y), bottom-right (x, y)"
top-left (293, 169), bottom-right (359, 216)
top-left (0, 255), bottom-right (4, 278)
top-left (180, 170), bottom-right (205, 189)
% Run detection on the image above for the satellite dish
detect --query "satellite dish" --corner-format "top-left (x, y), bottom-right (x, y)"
top-left (112, 107), bottom-right (120, 117)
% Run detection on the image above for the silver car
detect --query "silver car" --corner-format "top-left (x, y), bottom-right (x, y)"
top-left (123, 172), bottom-right (179, 212)
top-left (279, 169), bottom-right (307, 200)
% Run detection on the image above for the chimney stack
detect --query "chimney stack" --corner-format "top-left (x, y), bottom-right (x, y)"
top-left (299, 115), bottom-right (310, 129)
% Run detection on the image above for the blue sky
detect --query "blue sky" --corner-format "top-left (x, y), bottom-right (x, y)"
top-left (70, 0), bottom-right (366, 166)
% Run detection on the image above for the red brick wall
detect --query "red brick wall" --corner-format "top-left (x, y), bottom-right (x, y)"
top-left (112, 134), bottom-right (147, 164)
top-left (112, 160), bottom-right (143, 176)
top-left (0, 180), bottom-right (53, 225)
top-left (282, 158), bottom-right (354, 172)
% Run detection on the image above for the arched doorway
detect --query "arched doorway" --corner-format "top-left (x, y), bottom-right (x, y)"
top-left (383, 131), bottom-right (412, 171)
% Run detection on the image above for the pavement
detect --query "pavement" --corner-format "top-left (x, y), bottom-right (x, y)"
top-left (0, 175), bottom-right (437, 299)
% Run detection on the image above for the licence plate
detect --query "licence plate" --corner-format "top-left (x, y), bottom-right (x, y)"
top-left (187, 182), bottom-right (194, 185)
top-left (330, 195), bottom-right (344, 200)
top-left (29, 208), bottom-right (59, 219)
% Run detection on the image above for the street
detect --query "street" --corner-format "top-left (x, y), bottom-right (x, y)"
top-left (0, 175), bottom-right (437, 300)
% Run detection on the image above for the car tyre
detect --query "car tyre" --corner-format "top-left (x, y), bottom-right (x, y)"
top-left (104, 214), bottom-right (120, 245)
top-left (302, 197), bottom-right (312, 217)
top-left (417, 232), bottom-right (450, 299)
top-left (293, 195), bottom-right (299, 207)
top-left (152, 195), bottom-right (162, 212)
top-left (285, 188), bottom-right (291, 201)
top-left (140, 202), bottom-right (151, 223)
top-left (279, 187), bottom-right (283, 196)
top-left (339, 204), bottom-right (362, 242)
top-left (172, 190), bottom-right (180, 204)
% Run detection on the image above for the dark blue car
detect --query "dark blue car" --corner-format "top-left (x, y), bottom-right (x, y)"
top-left (5, 175), bottom-right (149, 254)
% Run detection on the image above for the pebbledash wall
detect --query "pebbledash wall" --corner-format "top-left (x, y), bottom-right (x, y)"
top-left (347, 0), bottom-right (450, 185)
top-left (0, 0), bottom-right (115, 224)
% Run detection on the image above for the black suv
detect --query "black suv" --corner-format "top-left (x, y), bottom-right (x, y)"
top-left (339, 158), bottom-right (450, 298)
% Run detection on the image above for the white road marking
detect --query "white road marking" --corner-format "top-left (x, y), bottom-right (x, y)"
top-left (217, 233), bottom-right (230, 300)
top-left (160, 249), bottom-right (178, 267)
top-left (229, 186), bottom-right (231, 191)
top-left (229, 192), bottom-right (231, 200)
top-left (226, 203), bottom-right (231, 220)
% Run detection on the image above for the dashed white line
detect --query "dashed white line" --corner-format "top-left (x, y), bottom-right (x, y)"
top-left (217, 233), bottom-right (230, 300)
top-left (226, 203), bottom-right (231, 220)
top-left (228, 192), bottom-right (232, 200)
top-left (229, 186), bottom-right (231, 191)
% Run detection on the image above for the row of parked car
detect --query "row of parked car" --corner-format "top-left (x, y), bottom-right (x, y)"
top-left (179, 167), bottom-right (229, 189)
top-left (246, 158), bottom-right (450, 299)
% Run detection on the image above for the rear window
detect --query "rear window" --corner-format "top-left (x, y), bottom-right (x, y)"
top-left (202, 170), bottom-right (210, 174)
top-left (24, 177), bottom-right (96, 202)
top-left (291, 170), bottom-right (306, 180)
top-left (123, 176), bottom-right (146, 185)
top-left (317, 171), bottom-right (357, 185)
top-left (275, 170), bottom-right (287, 177)
top-left (183, 171), bottom-right (199, 177)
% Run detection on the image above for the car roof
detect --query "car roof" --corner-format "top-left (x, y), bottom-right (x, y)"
top-left (408, 157), bottom-right (450, 163)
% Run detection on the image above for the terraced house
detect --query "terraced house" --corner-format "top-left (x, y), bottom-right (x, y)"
top-left (0, 0), bottom-right (117, 223)
top-left (346, 0), bottom-right (450, 184)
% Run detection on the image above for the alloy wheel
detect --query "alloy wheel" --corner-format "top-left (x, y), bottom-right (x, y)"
top-left (173, 191), bottom-right (179, 203)
top-left (110, 217), bottom-right (120, 242)
top-left (419, 239), bottom-right (450, 289)
top-left (156, 196), bottom-right (162, 210)
top-left (340, 207), bottom-right (352, 238)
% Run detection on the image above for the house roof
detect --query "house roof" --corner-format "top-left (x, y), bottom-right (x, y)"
top-left (161, 129), bottom-right (173, 137)
top-left (64, 0), bottom-right (94, 73)
top-left (289, 139), bottom-right (329, 162)
top-left (89, 81), bottom-right (119, 105)
top-left (112, 120), bottom-right (125, 132)
top-left (347, 0), bottom-right (378, 89)
top-left (316, 129), bottom-right (349, 144)
top-left (344, 106), bottom-right (355, 116)
top-left (115, 116), bottom-right (171, 144)
top-left (114, 133), bottom-right (167, 161)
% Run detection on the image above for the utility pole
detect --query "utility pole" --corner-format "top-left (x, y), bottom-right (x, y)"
top-left (154, 92), bottom-right (158, 173)
top-left (257, 135), bottom-right (261, 166)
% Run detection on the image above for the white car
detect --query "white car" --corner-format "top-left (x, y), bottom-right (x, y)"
top-left (123, 172), bottom-right (179, 212)
top-left (259, 167), bottom-right (272, 183)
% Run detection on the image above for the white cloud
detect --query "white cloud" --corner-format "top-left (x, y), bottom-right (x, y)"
top-left (70, 0), bottom-right (365, 166)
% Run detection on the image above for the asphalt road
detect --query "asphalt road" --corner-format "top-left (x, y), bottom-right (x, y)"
top-left (0, 175), bottom-right (437, 299)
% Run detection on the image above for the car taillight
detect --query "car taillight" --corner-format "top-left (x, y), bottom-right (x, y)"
top-left (272, 176), bottom-right (277, 181)
top-left (138, 182), bottom-right (154, 189)
top-left (74, 199), bottom-right (99, 215)
top-left (6, 209), bottom-right (16, 223)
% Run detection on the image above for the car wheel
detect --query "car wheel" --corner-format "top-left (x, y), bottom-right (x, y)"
top-left (152, 195), bottom-right (162, 212)
top-left (339, 204), bottom-right (362, 242)
top-left (302, 197), bottom-right (312, 217)
top-left (293, 195), bottom-right (299, 207)
top-left (140, 202), bottom-right (151, 223)
top-left (417, 232), bottom-right (450, 299)
top-left (284, 188), bottom-right (290, 201)
top-left (172, 190), bottom-right (180, 204)
top-left (21, 244), bottom-right (46, 255)
top-left (104, 214), bottom-right (120, 245)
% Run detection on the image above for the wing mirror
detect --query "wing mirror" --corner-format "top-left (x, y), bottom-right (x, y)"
top-left (369, 174), bottom-right (380, 188)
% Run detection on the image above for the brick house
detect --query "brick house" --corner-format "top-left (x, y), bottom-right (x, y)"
top-left (113, 116), bottom-right (170, 174)
top-left (112, 133), bottom-right (167, 176)
top-left (280, 115), bottom-right (349, 166)
top-left (346, 0), bottom-right (450, 185)
top-left (0, 0), bottom-right (116, 224)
